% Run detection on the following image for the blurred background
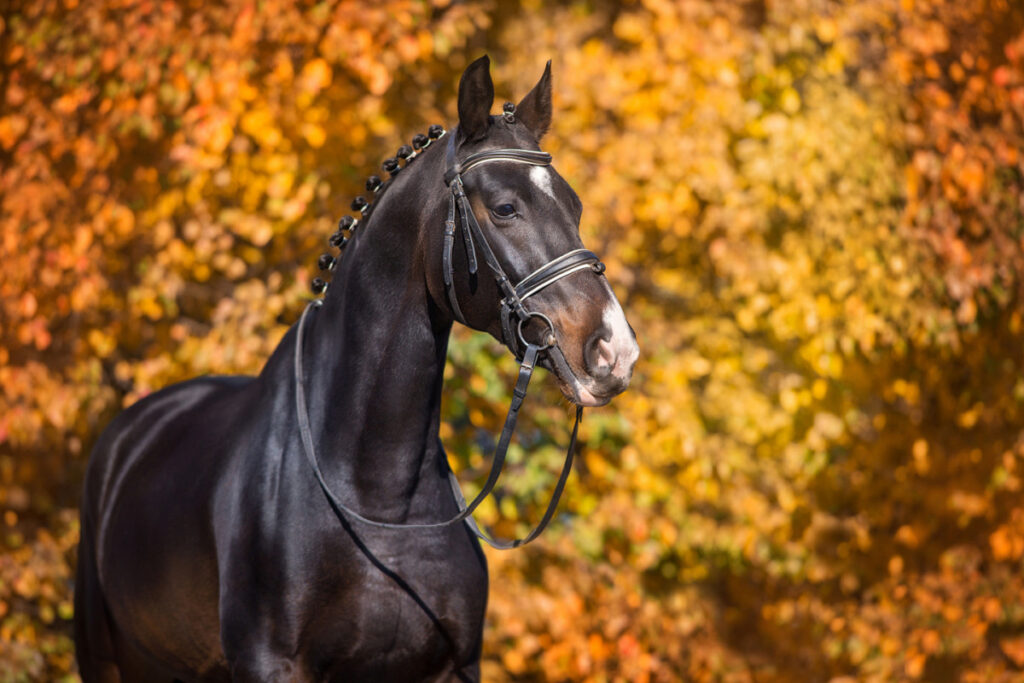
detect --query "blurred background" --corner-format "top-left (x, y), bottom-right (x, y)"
top-left (3, 0), bottom-right (1024, 680)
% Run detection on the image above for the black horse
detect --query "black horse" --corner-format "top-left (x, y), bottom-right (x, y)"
top-left (74, 56), bottom-right (638, 682)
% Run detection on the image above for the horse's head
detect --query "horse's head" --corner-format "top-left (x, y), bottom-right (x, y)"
top-left (424, 56), bottom-right (638, 407)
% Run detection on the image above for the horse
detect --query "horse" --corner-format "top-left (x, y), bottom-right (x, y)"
top-left (73, 55), bottom-right (639, 682)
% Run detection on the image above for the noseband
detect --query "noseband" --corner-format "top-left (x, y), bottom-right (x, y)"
top-left (294, 127), bottom-right (607, 549)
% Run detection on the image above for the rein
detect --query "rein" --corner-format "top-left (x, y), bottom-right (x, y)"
top-left (294, 129), bottom-right (606, 550)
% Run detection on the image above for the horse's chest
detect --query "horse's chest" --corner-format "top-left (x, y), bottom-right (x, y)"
top-left (291, 532), bottom-right (488, 679)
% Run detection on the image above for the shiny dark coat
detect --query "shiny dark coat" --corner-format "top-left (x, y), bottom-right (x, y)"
top-left (74, 57), bottom-right (636, 682)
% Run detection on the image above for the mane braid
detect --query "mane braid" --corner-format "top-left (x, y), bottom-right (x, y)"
top-left (310, 124), bottom-right (447, 296)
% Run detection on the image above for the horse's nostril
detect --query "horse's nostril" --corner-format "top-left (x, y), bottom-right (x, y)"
top-left (596, 338), bottom-right (615, 368)
top-left (585, 328), bottom-right (616, 377)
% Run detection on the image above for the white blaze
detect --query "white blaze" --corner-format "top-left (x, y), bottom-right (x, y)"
top-left (601, 283), bottom-right (639, 380)
top-left (530, 165), bottom-right (556, 200)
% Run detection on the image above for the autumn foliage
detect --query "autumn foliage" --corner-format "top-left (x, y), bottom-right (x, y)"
top-left (3, 0), bottom-right (1024, 680)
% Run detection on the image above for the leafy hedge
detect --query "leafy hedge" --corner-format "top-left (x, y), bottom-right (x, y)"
top-left (3, 0), bottom-right (1024, 680)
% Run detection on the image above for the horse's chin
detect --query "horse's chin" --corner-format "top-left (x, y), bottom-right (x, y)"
top-left (548, 366), bottom-right (618, 408)
top-left (570, 385), bottom-right (614, 408)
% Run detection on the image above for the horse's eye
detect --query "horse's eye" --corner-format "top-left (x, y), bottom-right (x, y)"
top-left (492, 203), bottom-right (517, 219)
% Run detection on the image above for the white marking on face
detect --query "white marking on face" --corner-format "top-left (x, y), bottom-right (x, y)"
top-left (601, 285), bottom-right (639, 380)
top-left (530, 165), bottom-right (556, 200)
top-left (555, 282), bottom-right (638, 406)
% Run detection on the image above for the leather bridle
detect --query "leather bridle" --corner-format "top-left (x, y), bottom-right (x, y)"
top-left (294, 128), bottom-right (607, 549)
top-left (441, 137), bottom-right (604, 362)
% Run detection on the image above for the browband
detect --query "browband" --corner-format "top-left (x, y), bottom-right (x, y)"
top-left (443, 148), bottom-right (553, 186)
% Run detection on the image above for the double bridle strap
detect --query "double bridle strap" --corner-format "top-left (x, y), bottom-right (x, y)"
top-left (293, 132), bottom-right (606, 550)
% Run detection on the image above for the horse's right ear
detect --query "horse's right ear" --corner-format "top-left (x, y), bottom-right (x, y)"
top-left (457, 55), bottom-right (494, 142)
top-left (516, 60), bottom-right (552, 141)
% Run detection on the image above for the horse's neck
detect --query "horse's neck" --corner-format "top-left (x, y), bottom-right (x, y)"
top-left (298, 186), bottom-right (452, 522)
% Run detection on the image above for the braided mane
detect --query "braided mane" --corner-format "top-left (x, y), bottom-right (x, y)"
top-left (309, 124), bottom-right (448, 296)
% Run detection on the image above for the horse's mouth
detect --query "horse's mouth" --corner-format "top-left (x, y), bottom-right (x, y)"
top-left (568, 382), bottom-right (615, 407)
top-left (539, 355), bottom-right (620, 408)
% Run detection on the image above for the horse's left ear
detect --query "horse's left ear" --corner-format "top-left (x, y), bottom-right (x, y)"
top-left (516, 60), bottom-right (552, 141)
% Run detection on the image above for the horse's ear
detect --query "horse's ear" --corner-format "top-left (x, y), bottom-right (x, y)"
top-left (457, 55), bottom-right (494, 142)
top-left (516, 60), bottom-right (552, 141)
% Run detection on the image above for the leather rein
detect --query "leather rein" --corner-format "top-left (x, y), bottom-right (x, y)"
top-left (294, 131), bottom-right (606, 549)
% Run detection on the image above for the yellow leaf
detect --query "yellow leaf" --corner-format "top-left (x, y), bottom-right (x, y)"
top-left (780, 88), bottom-right (801, 115)
top-left (905, 653), bottom-right (925, 679)
top-left (1001, 636), bottom-right (1024, 667)
top-left (302, 122), bottom-right (326, 148)
top-left (300, 58), bottom-right (332, 94)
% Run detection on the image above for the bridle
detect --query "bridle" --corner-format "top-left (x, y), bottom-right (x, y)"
top-left (441, 137), bottom-right (604, 362)
top-left (294, 124), bottom-right (607, 549)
